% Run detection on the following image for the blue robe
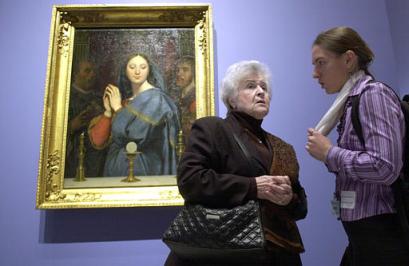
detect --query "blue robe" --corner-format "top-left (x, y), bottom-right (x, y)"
top-left (104, 88), bottom-right (179, 176)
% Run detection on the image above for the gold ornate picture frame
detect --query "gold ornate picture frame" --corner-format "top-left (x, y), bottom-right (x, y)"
top-left (36, 4), bottom-right (214, 209)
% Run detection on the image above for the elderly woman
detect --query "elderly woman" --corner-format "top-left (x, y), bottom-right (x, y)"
top-left (165, 60), bottom-right (307, 265)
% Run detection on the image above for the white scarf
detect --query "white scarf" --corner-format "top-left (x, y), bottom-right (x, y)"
top-left (315, 70), bottom-right (365, 136)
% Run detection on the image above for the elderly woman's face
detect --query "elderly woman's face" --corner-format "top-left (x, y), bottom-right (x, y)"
top-left (126, 55), bottom-right (150, 85)
top-left (231, 73), bottom-right (270, 119)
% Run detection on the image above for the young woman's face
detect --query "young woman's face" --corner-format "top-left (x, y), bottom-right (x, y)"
top-left (126, 55), bottom-right (150, 85)
top-left (312, 45), bottom-right (350, 94)
top-left (231, 73), bottom-right (270, 120)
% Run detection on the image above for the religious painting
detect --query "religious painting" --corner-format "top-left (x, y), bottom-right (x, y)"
top-left (36, 4), bottom-right (214, 209)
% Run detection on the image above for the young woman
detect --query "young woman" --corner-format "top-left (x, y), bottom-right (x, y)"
top-left (306, 26), bottom-right (409, 265)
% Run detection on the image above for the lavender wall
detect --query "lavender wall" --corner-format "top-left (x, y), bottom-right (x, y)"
top-left (0, 0), bottom-right (403, 265)
top-left (385, 0), bottom-right (409, 95)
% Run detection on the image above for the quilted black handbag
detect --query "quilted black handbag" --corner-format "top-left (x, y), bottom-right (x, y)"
top-left (162, 200), bottom-right (266, 261)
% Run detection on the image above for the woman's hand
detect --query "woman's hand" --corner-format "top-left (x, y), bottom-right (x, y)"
top-left (255, 175), bottom-right (293, 206)
top-left (104, 84), bottom-right (122, 112)
top-left (103, 89), bottom-right (112, 117)
top-left (305, 128), bottom-right (332, 162)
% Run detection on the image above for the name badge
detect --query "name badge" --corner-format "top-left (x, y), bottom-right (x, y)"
top-left (340, 191), bottom-right (356, 209)
top-left (331, 194), bottom-right (340, 219)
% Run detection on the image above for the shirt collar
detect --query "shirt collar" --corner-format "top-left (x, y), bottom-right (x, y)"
top-left (348, 73), bottom-right (374, 97)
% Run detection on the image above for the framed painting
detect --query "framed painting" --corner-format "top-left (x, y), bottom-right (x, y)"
top-left (36, 4), bottom-right (214, 209)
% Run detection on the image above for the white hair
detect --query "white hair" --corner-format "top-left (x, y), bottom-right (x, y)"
top-left (220, 60), bottom-right (272, 110)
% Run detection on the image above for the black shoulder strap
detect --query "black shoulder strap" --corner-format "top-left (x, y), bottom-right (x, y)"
top-left (401, 101), bottom-right (409, 176)
top-left (232, 133), bottom-right (251, 161)
top-left (227, 123), bottom-right (266, 177)
top-left (350, 80), bottom-right (400, 147)
top-left (351, 94), bottom-right (365, 147)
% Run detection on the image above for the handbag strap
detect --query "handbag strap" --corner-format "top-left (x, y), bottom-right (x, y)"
top-left (232, 133), bottom-right (252, 162)
top-left (228, 122), bottom-right (268, 178)
top-left (225, 121), bottom-right (253, 163)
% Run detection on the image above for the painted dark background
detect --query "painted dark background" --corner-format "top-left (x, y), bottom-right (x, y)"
top-left (75, 28), bottom-right (194, 95)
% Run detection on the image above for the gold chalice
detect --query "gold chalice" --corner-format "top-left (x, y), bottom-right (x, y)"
top-left (121, 141), bottom-right (141, 182)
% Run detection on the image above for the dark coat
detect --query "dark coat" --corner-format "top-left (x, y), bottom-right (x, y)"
top-left (166, 113), bottom-right (307, 266)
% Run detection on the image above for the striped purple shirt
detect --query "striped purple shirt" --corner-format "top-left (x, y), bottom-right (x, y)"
top-left (326, 75), bottom-right (405, 221)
